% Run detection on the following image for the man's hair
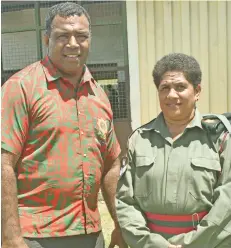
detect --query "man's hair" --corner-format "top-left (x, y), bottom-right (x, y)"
top-left (45, 2), bottom-right (91, 35)
top-left (152, 53), bottom-right (202, 88)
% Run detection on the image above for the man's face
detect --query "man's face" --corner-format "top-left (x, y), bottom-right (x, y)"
top-left (44, 14), bottom-right (90, 76)
top-left (158, 71), bottom-right (201, 121)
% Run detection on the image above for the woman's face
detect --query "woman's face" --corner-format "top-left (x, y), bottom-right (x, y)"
top-left (158, 71), bottom-right (201, 122)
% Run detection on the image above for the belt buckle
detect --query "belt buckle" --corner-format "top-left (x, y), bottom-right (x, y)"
top-left (192, 213), bottom-right (200, 230)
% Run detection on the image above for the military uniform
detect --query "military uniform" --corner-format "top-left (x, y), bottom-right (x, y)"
top-left (116, 109), bottom-right (231, 248)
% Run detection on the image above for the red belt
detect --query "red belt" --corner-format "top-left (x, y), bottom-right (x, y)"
top-left (145, 211), bottom-right (208, 235)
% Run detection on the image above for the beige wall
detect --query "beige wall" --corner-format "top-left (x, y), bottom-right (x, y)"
top-left (136, 0), bottom-right (231, 124)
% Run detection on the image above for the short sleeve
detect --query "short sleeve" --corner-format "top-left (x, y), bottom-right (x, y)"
top-left (1, 79), bottom-right (30, 155)
top-left (104, 119), bottom-right (121, 163)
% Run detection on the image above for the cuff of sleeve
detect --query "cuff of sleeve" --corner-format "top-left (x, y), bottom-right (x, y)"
top-left (1, 142), bottom-right (20, 156)
top-left (121, 223), bottom-right (170, 248)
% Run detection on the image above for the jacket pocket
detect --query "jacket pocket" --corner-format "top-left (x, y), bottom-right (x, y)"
top-left (134, 156), bottom-right (155, 197)
top-left (191, 157), bottom-right (221, 171)
top-left (190, 157), bottom-right (221, 202)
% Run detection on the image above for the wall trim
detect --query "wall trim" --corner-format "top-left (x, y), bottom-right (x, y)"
top-left (126, 0), bottom-right (141, 130)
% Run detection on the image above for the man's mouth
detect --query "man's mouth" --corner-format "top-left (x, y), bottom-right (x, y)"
top-left (65, 54), bottom-right (80, 58)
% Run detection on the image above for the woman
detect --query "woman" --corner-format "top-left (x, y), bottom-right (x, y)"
top-left (116, 53), bottom-right (231, 248)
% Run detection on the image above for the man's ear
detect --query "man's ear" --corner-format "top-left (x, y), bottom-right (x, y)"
top-left (43, 34), bottom-right (49, 47)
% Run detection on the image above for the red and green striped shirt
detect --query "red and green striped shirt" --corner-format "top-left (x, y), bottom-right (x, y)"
top-left (1, 56), bottom-right (121, 237)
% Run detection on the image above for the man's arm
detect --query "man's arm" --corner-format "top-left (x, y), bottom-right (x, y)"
top-left (1, 149), bottom-right (28, 248)
top-left (1, 76), bottom-right (30, 248)
top-left (101, 157), bottom-right (120, 227)
top-left (101, 157), bottom-right (128, 248)
top-left (100, 117), bottom-right (122, 227)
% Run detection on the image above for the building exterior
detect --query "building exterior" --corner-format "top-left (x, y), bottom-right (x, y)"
top-left (2, 0), bottom-right (231, 153)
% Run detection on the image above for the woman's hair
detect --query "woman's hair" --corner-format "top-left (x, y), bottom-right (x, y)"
top-left (45, 2), bottom-right (91, 36)
top-left (152, 53), bottom-right (202, 88)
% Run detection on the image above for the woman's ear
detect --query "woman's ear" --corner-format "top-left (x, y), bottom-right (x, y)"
top-left (195, 84), bottom-right (201, 101)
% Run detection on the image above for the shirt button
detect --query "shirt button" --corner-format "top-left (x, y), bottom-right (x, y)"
top-left (78, 111), bottom-right (81, 114)
top-left (81, 131), bottom-right (84, 135)
top-left (83, 154), bottom-right (87, 157)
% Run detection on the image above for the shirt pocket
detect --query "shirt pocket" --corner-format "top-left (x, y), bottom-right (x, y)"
top-left (134, 156), bottom-right (155, 198)
top-left (91, 118), bottom-right (109, 141)
top-left (84, 117), bottom-right (109, 146)
top-left (190, 157), bottom-right (221, 201)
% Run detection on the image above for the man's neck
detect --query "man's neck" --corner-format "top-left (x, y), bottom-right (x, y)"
top-left (65, 74), bottom-right (82, 89)
top-left (61, 67), bottom-right (85, 89)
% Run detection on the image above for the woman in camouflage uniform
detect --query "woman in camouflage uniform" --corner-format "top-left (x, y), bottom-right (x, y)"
top-left (116, 53), bottom-right (231, 248)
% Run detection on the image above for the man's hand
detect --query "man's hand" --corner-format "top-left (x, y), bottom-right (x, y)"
top-left (2, 237), bottom-right (29, 248)
top-left (1, 150), bottom-right (27, 248)
top-left (168, 245), bottom-right (182, 248)
top-left (108, 227), bottom-right (128, 248)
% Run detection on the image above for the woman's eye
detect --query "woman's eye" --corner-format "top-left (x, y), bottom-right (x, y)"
top-left (176, 85), bottom-right (185, 91)
top-left (159, 86), bottom-right (168, 91)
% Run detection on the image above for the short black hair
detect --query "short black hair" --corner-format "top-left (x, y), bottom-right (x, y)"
top-left (45, 2), bottom-right (91, 35)
top-left (152, 53), bottom-right (202, 88)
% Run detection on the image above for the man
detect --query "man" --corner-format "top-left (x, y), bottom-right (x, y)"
top-left (1, 2), bottom-right (127, 248)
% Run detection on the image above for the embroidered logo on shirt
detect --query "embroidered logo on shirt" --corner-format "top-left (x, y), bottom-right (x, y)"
top-left (96, 118), bottom-right (108, 141)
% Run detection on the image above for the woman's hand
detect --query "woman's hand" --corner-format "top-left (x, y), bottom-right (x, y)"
top-left (168, 245), bottom-right (182, 248)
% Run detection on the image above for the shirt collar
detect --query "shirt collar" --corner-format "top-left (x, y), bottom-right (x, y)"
top-left (79, 66), bottom-right (95, 86)
top-left (186, 108), bottom-right (203, 130)
top-left (41, 55), bottom-right (95, 85)
top-left (142, 108), bottom-right (203, 134)
top-left (41, 56), bottom-right (62, 82)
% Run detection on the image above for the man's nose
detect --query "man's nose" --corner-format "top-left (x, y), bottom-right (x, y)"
top-left (68, 36), bottom-right (79, 48)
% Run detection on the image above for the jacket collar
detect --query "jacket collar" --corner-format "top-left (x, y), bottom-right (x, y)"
top-left (141, 108), bottom-right (204, 141)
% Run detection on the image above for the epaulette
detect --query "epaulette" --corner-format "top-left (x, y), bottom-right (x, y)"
top-left (127, 118), bottom-right (157, 141)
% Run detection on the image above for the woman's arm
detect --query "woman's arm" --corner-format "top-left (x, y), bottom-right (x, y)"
top-left (168, 133), bottom-right (231, 248)
top-left (116, 135), bottom-right (171, 248)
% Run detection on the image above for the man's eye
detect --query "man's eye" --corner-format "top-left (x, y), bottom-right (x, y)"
top-left (76, 35), bottom-right (89, 41)
top-left (58, 34), bottom-right (69, 39)
top-left (80, 34), bottom-right (88, 38)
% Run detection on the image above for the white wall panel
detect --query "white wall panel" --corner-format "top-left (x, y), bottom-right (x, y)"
top-left (136, 1), bottom-right (231, 124)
